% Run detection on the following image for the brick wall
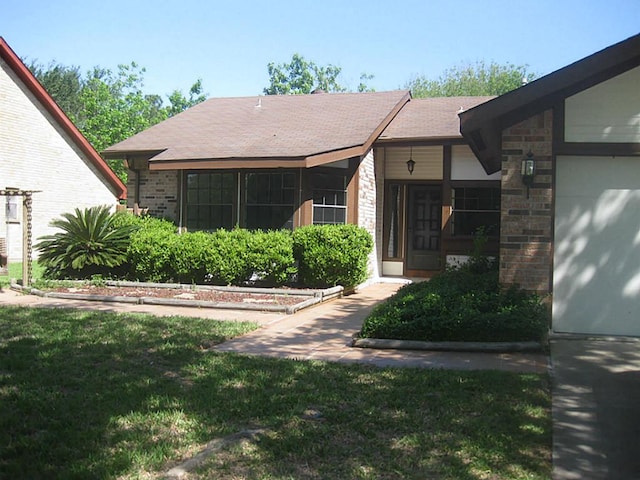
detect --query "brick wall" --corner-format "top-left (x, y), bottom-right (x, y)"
top-left (500, 110), bottom-right (553, 293)
top-left (129, 169), bottom-right (179, 222)
top-left (358, 150), bottom-right (380, 279)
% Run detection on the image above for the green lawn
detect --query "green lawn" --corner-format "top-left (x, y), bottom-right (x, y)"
top-left (0, 261), bottom-right (43, 287)
top-left (0, 306), bottom-right (551, 479)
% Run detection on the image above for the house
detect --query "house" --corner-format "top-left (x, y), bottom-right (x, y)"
top-left (0, 37), bottom-right (126, 264)
top-left (104, 32), bottom-right (640, 337)
top-left (460, 32), bottom-right (640, 336)
top-left (103, 91), bottom-right (496, 281)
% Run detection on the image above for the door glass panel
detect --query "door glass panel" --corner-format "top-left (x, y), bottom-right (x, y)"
top-left (407, 185), bottom-right (441, 270)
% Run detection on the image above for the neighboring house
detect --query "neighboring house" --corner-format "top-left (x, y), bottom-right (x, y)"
top-left (460, 32), bottom-right (640, 336)
top-left (104, 32), bottom-right (640, 337)
top-left (103, 91), bottom-right (496, 281)
top-left (0, 38), bottom-right (126, 262)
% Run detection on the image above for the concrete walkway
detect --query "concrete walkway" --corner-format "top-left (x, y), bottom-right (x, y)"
top-left (215, 282), bottom-right (547, 372)
top-left (551, 336), bottom-right (640, 479)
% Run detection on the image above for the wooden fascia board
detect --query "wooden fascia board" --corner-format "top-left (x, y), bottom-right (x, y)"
top-left (374, 137), bottom-right (467, 147)
top-left (147, 145), bottom-right (373, 171)
top-left (361, 90), bottom-right (412, 151)
top-left (149, 157), bottom-right (309, 171)
top-left (103, 149), bottom-right (165, 160)
top-left (0, 37), bottom-right (127, 200)
top-left (306, 91), bottom-right (412, 166)
top-left (461, 36), bottom-right (640, 133)
top-left (460, 33), bottom-right (640, 173)
top-left (304, 146), bottom-right (364, 167)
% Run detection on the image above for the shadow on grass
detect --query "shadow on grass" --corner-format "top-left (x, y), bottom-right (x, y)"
top-left (0, 306), bottom-right (551, 479)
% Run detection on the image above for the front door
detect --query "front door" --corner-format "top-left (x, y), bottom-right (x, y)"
top-left (407, 185), bottom-right (441, 270)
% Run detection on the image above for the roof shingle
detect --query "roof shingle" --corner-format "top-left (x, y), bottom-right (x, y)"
top-left (379, 96), bottom-right (494, 141)
top-left (104, 90), bottom-right (410, 164)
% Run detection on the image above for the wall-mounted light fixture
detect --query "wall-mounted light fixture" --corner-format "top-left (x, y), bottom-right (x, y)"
top-left (406, 146), bottom-right (415, 175)
top-left (521, 150), bottom-right (535, 198)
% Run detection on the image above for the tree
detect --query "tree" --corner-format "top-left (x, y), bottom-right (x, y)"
top-left (406, 61), bottom-right (536, 98)
top-left (76, 63), bottom-right (170, 180)
top-left (264, 53), bottom-right (346, 95)
top-left (357, 73), bottom-right (376, 93)
top-left (165, 79), bottom-right (207, 117)
top-left (29, 61), bottom-right (207, 183)
top-left (28, 61), bottom-right (84, 120)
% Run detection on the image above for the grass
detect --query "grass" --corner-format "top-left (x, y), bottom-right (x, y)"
top-left (0, 306), bottom-right (551, 479)
top-left (0, 261), bottom-right (44, 287)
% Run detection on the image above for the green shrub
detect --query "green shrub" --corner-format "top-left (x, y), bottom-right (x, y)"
top-left (247, 230), bottom-right (297, 285)
top-left (35, 206), bottom-right (138, 280)
top-left (125, 216), bottom-right (178, 282)
top-left (360, 262), bottom-right (549, 343)
top-left (202, 229), bottom-right (252, 285)
top-left (292, 224), bottom-right (373, 288)
top-left (171, 231), bottom-right (212, 284)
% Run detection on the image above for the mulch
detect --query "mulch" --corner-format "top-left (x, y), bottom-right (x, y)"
top-left (48, 285), bottom-right (304, 306)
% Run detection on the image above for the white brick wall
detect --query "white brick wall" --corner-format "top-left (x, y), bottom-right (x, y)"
top-left (358, 149), bottom-right (379, 280)
top-left (0, 59), bottom-right (120, 261)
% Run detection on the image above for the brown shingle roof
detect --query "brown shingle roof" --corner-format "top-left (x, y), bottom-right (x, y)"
top-left (104, 90), bottom-right (410, 167)
top-left (379, 96), bottom-right (494, 141)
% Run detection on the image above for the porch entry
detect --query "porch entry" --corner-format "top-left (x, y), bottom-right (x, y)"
top-left (406, 185), bottom-right (441, 270)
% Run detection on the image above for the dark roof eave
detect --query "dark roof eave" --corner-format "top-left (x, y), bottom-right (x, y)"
top-left (102, 149), bottom-right (166, 160)
top-left (375, 135), bottom-right (464, 145)
top-left (459, 32), bottom-right (640, 174)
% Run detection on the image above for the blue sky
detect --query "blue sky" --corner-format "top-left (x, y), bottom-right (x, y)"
top-left (2, 0), bottom-right (639, 99)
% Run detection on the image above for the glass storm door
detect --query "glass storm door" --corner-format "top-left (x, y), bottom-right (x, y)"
top-left (407, 185), bottom-right (441, 270)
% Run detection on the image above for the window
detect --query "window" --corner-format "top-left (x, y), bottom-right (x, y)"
top-left (186, 172), bottom-right (235, 230)
top-left (451, 187), bottom-right (500, 236)
top-left (245, 172), bottom-right (296, 230)
top-left (386, 184), bottom-right (401, 257)
top-left (312, 173), bottom-right (347, 225)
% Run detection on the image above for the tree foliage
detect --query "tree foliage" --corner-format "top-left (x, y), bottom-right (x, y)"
top-left (263, 53), bottom-right (377, 95)
top-left (28, 61), bottom-right (84, 120)
top-left (264, 53), bottom-right (346, 95)
top-left (29, 60), bottom-right (207, 182)
top-left (406, 61), bottom-right (536, 98)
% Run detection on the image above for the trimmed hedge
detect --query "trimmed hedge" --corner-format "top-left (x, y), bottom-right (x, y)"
top-left (84, 213), bottom-right (374, 287)
top-left (292, 224), bottom-right (373, 288)
top-left (122, 215), bottom-right (179, 283)
top-left (359, 262), bottom-right (550, 343)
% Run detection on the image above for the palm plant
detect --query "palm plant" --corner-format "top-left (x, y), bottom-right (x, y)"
top-left (35, 206), bottom-right (138, 279)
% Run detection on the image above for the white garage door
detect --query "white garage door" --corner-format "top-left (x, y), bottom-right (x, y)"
top-left (554, 156), bottom-right (640, 336)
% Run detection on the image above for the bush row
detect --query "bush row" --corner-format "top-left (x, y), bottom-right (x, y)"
top-left (359, 261), bottom-right (549, 343)
top-left (115, 215), bottom-right (373, 288)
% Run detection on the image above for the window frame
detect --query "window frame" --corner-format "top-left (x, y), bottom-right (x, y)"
top-left (449, 181), bottom-right (501, 237)
top-left (311, 171), bottom-right (348, 225)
